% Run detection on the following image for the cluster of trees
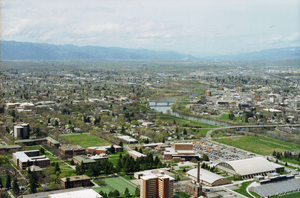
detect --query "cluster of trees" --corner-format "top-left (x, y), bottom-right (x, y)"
top-left (75, 153), bottom-right (164, 177)
top-left (273, 150), bottom-right (300, 163)
top-left (201, 162), bottom-right (218, 173)
top-left (99, 187), bottom-right (140, 198)
top-left (202, 154), bottom-right (209, 161)
top-left (228, 112), bottom-right (235, 120)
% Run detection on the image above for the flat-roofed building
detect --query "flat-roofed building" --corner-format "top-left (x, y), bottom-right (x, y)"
top-left (163, 143), bottom-right (201, 162)
top-left (46, 137), bottom-right (60, 148)
top-left (0, 145), bottom-right (22, 153)
top-left (61, 175), bottom-right (91, 189)
top-left (73, 154), bottom-right (108, 165)
top-left (127, 150), bottom-right (147, 160)
top-left (174, 143), bottom-right (193, 151)
top-left (59, 145), bottom-right (85, 158)
top-left (48, 189), bottom-right (102, 198)
top-left (140, 173), bottom-right (174, 198)
top-left (116, 135), bottom-right (138, 144)
top-left (12, 150), bottom-right (50, 170)
top-left (26, 165), bottom-right (43, 177)
top-left (14, 123), bottom-right (30, 139)
top-left (86, 145), bottom-right (123, 154)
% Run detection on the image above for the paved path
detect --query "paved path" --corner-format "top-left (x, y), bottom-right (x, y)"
top-left (7, 190), bottom-right (15, 198)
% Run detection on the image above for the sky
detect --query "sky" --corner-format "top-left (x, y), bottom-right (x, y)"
top-left (2, 0), bottom-right (300, 57)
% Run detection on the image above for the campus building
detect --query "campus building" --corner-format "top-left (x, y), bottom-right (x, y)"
top-left (46, 137), bottom-right (60, 148)
top-left (216, 157), bottom-right (285, 179)
top-left (186, 168), bottom-right (231, 186)
top-left (140, 172), bottom-right (175, 198)
top-left (14, 123), bottom-right (30, 139)
top-left (127, 150), bottom-right (147, 160)
top-left (48, 189), bottom-right (102, 198)
top-left (59, 145), bottom-right (85, 158)
top-left (163, 143), bottom-right (201, 162)
top-left (86, 145), bottom-right (123, 154)
top-left (61, 175), bottom-right (91, 189)
top-left (12, 150), bottom-right (50, 170)
top-left (72, 154), bottom-right (108, 166)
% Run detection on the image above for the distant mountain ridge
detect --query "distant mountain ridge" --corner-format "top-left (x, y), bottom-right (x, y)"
top-left (202, 46), bottom-right (300, 60)
top-left (0, 40), bottom-right (196, 60)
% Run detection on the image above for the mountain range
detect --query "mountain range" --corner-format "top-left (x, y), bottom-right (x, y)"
top-left (0, 40), bottom-right (195, 61)
top-left (1, 40), bottom-right (299, 61)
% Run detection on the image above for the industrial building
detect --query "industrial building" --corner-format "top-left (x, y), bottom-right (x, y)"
top-left (12, 150), bottom-right (50, 170)
top-left (140, 172), bottom-right (174, 198)
top-left (216, 157), bottom-right (285, 179)
top-left (186, 168), bottom-right (231, 186)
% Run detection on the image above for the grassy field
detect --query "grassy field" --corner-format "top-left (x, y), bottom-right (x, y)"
top-left (109, 151), bottom-right (127, 166)
top-left (61, 134), bottom-right (110, 148)
top-left (198, 129), bottom-right (211, 136)
top-left (104, 177), bottom-right (136, 195)
top-left (93, 186), bottom-right (114, 194)
top-left (45, 153), bottom-right (75, 175)
top-left (233, 181), bottom-right (254, 197)
top-left (282, 158), bottom-right (300, 166)
top-left (158, 114), bottom-right (218, 128)
top-left (277, 191), bottom-right (300, 197)
top-left (214, 136), bottom-right (300, 155)
top-left (221, 114), bottom-right (244, 123)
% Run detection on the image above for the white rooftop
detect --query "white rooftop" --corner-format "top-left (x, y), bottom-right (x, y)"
top-left (48, 189), bottom-right (102, 198)
top-left (128, 150), bottom-right (147, 157)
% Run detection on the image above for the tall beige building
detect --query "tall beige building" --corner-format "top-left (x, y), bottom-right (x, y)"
top-left (140, 173), bottom-right (174, 198)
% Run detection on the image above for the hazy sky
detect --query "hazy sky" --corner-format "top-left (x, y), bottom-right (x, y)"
top-left (2, 0), bottom-right (300, 56)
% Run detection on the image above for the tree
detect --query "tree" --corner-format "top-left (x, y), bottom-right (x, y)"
top-left (119, 141), bottom-right (123, 148)
top-left (27, 160), bottom-right (30, 167)
top-left (54, 162), bottom-right (60, 174)
top-left (39, 147), bottom-right (45, 155)
top-left (121, 126), bottom-right (125, 134)
top-left (124, 187), bottom-right (130, 197)
top-left (183, 128), bottom-right (187, 135)
top-left (70, 159), bottom-right (75, 165)
top-left (13, 179), bottom-right (19, 194)
top-left (203, 154), bottom-right (209, 161)
top-left (6, 173), bottom-right (11, 189)
top-left (29, 173), bottom-right (38, 193)
top-left (0, 178), bottom-right (3, 188)
top-left (110, 145), bottom-right (115, 154)
top-left (65, 178), bottom-right (71, 189)
top-left (34, 160), bottom-right (38, 166)
top-left (54, 119), bottom-right (59, 127)
top-left (135, 187), bottom-right (140, 196)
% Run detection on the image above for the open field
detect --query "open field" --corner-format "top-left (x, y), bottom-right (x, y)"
top-left (109, 151), bottom-right (127, 166)
top-left (93, 186), bottom-right (114, 194)
top-left (158, 114), bottom-right (218, 128)
top-left (198, 129), bottom-right (211, 136)
top-left (61, 134), bottom-right (110, 148)
top-left (104, 177), bottom-right (136, 195)
top-left (221, 114), bottom-right (245, 123)
top-left (214, 136), bottom-right (300, 155)
top-left (45, 153), bottom-right (75, 175)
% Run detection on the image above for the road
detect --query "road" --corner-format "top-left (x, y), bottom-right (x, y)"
top-left (205, 124), bottom-right (300, 139)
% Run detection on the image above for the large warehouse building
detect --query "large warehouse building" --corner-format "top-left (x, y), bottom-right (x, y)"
top-left (216, 157), bottom-right (285, 179)
top-left (186, 168), bottom-right (231, 186)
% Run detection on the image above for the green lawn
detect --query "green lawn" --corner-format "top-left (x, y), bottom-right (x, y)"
top-left (277, 191), bottom-right (300, 198)
top-left (233, 181), bottom-right (254, 197)
top-left (61, 134), bottom-right (110, 148)
top-left (249, 190), bottom-right (261, 198)
top-left (198, 129), bottom-right (211, 136)
top-left (214, 136), bottom-right (300, 155)
top-left (221, 114), bottom-right (244, 123)
top-left (158, 114), bottom-right (218, 128)
top-left (93, 186), bottom-right (114, 194)
top-left (104, 177), bottom-right (136, 195)
top-left (122, 175), bottom-right (136, 180)
top-left (282, 158), bottom-right (300, 166)
top-left (175, 192), bottom-right (191, 198)
top-left (109, 151), bottom-right (127, 166)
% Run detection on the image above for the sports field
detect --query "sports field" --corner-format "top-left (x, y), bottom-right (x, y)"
top-left (214, 136), bottom-right (300, 155)
top-left (61, 134), bottom-right (110, 148)
top-left (93, 186), bottom-right (114, 194)
top-left (104, 177), bottom-right (136, 195)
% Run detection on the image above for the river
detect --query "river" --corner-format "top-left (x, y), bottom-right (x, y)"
top-left (149, 102), bottom-right (232, 127)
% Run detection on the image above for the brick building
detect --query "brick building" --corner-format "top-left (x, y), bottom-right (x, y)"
top-left (13, 150), bottom-right (50, 170)
top-left (61, 175), bottom-right (90, 188)
top-left (163, 143), bottom-right (201, 162)
top-left (46, 137), bottom-right (60, 148)
top-left (140, 173), bottom-right (174, 198)
top-left (72, 154), bottom-right (108, 166)
top-left (59, 145), bottom-right (85, 158)
top-left (86, 145), bottom-right (123, 154)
